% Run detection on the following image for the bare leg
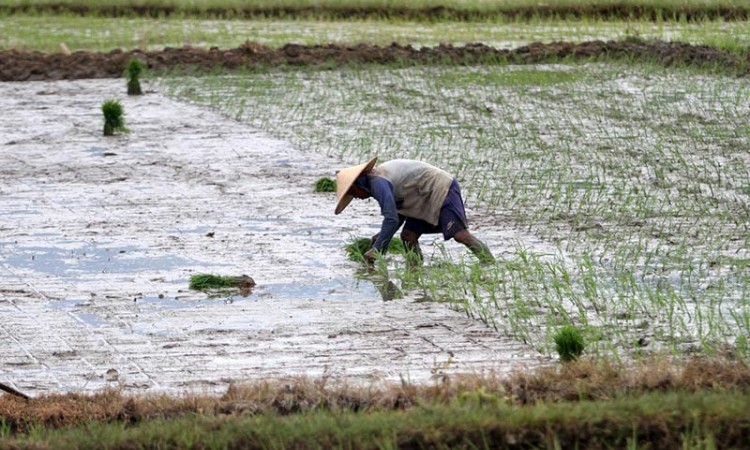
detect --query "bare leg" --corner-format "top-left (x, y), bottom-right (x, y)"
top-left (453, 229), bottom-right (495, 264)
top-left (400, 228), bottom-right (423, 268)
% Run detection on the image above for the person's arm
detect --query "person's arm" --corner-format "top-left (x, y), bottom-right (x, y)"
top-left (368, 177), bottom-right (402, 254)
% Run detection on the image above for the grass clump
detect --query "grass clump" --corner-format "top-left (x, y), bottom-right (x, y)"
top-left (345, 236), bottom-right (405, 261)
top-left (126, 58), bottom-right (146, 95)
top-left (554, 325), bottom-right (586, 362)
top-left (314, 176), bottom-right (336, 192)
top-left (101, 99), bottom-right (127, 136)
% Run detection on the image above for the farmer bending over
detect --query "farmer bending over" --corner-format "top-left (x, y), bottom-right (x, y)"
top-left (335, 157), bottom-right (495, 265)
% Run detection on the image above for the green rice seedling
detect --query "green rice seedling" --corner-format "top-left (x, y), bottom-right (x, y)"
top-left (314, 177), bottom-right (336, 193)
top-left (161, 63), bottom-right (750, 358)
top-left (344, 236), bottom-right (405, 262)
top-left (101, 99), bottom-right (127, 136)
top-left (554, 325), bottom-right (586, 362)
top-left (189, 273), bottom-right (255, 293)
top-left (345, 237), bottom-right (374, 262)
top-left (125, 58), bottom-right (146, 95)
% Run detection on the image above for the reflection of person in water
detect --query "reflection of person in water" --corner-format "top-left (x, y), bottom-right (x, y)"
top-left (335, 157), bottom-right (495, 265)
top-left (373, 276), bottom-right (402, 301)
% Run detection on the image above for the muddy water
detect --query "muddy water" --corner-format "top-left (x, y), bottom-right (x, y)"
top-left (0, 79), bottom-right (545, 396)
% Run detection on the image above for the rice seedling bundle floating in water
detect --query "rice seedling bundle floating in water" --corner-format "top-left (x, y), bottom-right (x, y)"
top-left (189, 274), bottom-right (255, 291)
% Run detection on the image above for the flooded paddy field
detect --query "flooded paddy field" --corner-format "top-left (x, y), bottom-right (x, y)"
top-left (0, 78), bottom-right (546, 396)
top-left (0, 80), bottom-right (546, 395)
top-left (2, 48), bottom-right (750, 399)
top-left (161, 62), bottom-right (750, 359)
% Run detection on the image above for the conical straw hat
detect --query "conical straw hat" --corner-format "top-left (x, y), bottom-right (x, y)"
top-left (335, 157), bottom-right (377, 215)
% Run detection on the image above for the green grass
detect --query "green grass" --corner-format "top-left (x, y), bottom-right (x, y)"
top-left (4, 390), bottom-right (750, 449)
top-left (1, 0), bottom-right (749, 14)
top-left (3, 15), bottom-right (750, 53)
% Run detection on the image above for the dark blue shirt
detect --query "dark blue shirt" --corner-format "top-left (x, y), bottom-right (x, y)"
top-left (359, 175), bottom-right (403, 252)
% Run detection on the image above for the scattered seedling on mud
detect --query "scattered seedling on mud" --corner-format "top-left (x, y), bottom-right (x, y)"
top-left (314, 177), bottom-right (336, 192)
top-left (189, 273), bottom-right (256, 296)
top-left (126, 58), bottom-right (146, 95)
top-left (101, 99), bottom-right (128, 136)
top-left (162, 59), bottom-right (750, 359)
top-left (554, 325), bottom-right (586, 362)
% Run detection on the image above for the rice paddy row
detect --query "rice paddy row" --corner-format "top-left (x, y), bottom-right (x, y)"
top-left (4, 14), bottom-right (750, 53)
top-left (160, 61), bottom-right (750, 360)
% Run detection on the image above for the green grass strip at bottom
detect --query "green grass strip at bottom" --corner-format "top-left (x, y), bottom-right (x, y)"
top-left (10, 390), bottom-right (750, 449)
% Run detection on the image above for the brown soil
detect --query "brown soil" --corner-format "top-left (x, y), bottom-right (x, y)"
top-left (2, 3), bottom-right (749, 21)
top-left (2, 39), bottom-right (749, 82)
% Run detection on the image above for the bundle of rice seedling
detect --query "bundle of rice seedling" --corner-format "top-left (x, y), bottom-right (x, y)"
top-left (554, 325), bottom-right (585, 362)
top-left (189, 274), bottom-right (255, 291)
top-left (102, 99), bottom-right (128, 136)
top-left (314, 177), bottom-right (336, 193)
top-left (344, 237), bottom-right (405, 261)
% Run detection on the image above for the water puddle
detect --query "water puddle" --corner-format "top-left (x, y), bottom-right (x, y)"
top-left (258, 279), bottom-right (374, 300)
top-left (48, 299), bottom-right (108, 328)
top-left (2, 243), bottom-right (194, 276)
top-left (83, 145), bottom-right (117, 157)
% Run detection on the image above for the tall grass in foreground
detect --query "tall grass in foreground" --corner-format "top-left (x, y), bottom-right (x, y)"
top-left (160, 61), bottom-right (750, 360)
top-left (4, 390), bottom-right (750, 449)
top-left (3, 358), bottom-right (749, 447)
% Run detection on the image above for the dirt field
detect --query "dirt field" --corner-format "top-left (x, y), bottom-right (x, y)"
top-left (2, 39), bottom-right (748, 82)
top-left (0, 78), bottom-right (550, 396)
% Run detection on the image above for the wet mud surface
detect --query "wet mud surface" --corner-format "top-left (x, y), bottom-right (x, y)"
top-left (2, 39), bottom-right (748, 82)
top-left (0, 79), bottom-right (546, 395)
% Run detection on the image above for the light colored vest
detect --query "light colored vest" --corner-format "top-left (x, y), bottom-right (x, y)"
top-left (371, 160), bottom-right (453, 226)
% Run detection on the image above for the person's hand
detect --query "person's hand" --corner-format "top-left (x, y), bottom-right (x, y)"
top-left (363, 248), bottom-right (378, 264)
